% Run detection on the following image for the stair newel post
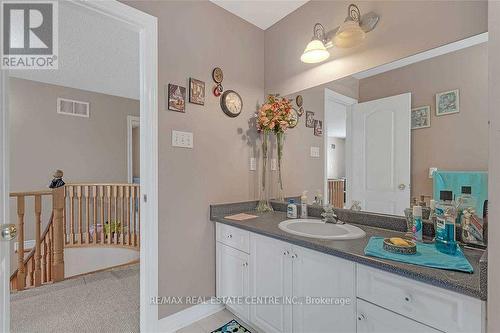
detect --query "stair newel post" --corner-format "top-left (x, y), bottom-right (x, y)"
top-left (52, 186), bottom-right (65, 282)
top-left (34, 194), bottom-right (42, 286)
top-left (16, 195), bottom-right (26, 290)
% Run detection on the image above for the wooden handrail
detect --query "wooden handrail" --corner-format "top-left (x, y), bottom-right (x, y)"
top-left (10, 183), bottom-right (140, 291)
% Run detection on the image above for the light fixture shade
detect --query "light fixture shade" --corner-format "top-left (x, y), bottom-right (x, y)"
top-left (300, 39), bottom-right (330, 64)
top-left (334, 20), bottom-right (366, 48)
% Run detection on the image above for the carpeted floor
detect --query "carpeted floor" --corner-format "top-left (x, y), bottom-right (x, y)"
top-left (11, 264), bottom-right (139, 333)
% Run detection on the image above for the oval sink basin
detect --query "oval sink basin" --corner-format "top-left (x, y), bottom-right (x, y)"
top-left (278, 219), bottom-right (366, 240)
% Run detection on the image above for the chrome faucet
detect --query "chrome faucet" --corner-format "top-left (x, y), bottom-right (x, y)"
top-left (322, 205), bottom-right (343, 224)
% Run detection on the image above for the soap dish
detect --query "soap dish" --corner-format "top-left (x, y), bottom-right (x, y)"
top-left (383, 238), bottom-right (417, 255)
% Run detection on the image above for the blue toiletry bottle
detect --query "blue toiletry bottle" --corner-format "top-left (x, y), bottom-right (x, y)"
top-left (412, 205), bottom-right (423, 242)
top-left (287, 199), bottom-right (297, 219)
top-left (435, 190), bottom-right (458, 255)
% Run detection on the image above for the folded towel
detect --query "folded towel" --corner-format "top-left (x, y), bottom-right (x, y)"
top-left (364, 236), bottom-right (473, 273)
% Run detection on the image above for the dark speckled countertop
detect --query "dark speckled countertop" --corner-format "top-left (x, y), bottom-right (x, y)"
top-left (210, 201), bottom-right (487, 301)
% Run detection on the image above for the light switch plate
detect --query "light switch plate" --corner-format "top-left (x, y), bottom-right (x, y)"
top-left (270, 158), bottom-right (277, 171)
top-left (250, 157), bottom-right (257, 171)
top-left (172, 130), bottom-right (193, 148)
top-left (429, 167), bottom-right (438, 178)
top-left (310, 146), bottom-right (320, 158)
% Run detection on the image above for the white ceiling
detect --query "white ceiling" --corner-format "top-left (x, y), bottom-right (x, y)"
top-left (210, 0), bottom-right (309, 30)
top-left (10, 1), bottom-right (139, 100)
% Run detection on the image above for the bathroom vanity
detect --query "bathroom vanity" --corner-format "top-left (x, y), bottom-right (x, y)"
top-left (211, 203), bottom-right (486, 333)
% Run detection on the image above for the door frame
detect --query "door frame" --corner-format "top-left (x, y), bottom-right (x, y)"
top-left (323, 88), bottom-right (357, 207)
top-left (0, 1), bottom-right (159, 332)
top-left (127, 115), bottom-right (140, 184)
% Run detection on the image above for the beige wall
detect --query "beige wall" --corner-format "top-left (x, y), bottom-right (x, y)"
top-left (328, 137), bottom-right (346, 179)
top-left (358, 44), bottom-right (488, 198)
top-left (9, 77), bottom-right (139, 190)
top-left (125, 1), bottom-right (264, 318)
top-left (488, 2), bottom-right (500, 332)
top-left (265, 1), bottom-right (487, 96)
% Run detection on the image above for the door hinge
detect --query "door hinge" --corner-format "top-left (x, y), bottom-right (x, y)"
top-left (143, 194), bottom-right (147, 203)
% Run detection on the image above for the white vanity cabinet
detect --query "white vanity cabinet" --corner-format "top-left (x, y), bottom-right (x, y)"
top-left (249, 232), bottom-right (356, 333)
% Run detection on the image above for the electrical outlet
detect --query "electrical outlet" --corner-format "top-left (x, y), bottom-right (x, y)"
top-left (172, 130), bottom-right (193, 148)
top-left (429, 167), bottom-right (438, 179)
top-left (310, 146), bottom-right (320, 158)
top-left (271, 158), bottom-right (277, 171)
top-left (250, 157), bottom-right (257, 171)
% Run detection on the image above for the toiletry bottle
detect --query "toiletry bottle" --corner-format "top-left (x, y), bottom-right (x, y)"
top-left (435, 191), bottom-right (457, 255)
top-left (429, 199), bottom-right (437, 240)
top-left (287, 199), bottom-right (297, 219)
top-left (300, 191), bottom-right (308, 218)
top-left (412, 206), bottom-right (423, 242)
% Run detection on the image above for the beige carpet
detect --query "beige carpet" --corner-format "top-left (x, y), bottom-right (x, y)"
top-left (11, 264), bottom-right (139, 333)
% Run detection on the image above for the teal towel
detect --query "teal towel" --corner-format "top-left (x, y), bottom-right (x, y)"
top-left (433, 170), bottom-right (488, 216)
top-left (364, 237), bottom-right (473, 273)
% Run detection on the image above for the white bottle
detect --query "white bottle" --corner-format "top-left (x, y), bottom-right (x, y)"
top-left (287, 199), bottom-right (298, 219)
top-left (300, 191), bottom-right (308, 218)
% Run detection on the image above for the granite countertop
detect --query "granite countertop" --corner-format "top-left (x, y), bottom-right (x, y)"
top-left (210, 201), bottom-right (487, 301)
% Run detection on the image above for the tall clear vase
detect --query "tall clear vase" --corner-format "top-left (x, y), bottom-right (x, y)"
top-left (276, 132), bottom-right (285, 202)
top-left (256, 130), bottom-right (273, 212)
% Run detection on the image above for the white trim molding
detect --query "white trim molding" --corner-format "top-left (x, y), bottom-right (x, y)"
top-left (68, 1), bottom-right (159, 332)
top-left (127, 115), bottom-right (140, 184)
top-left (157, 301), bottom-right (224, 333)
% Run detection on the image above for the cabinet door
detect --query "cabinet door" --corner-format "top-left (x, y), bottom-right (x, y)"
top-left (357, 299), bottom-right (441, 333)
top-left (249, 233), bottom-right (292, 333)
top-left (216, 242), bottom-right (249, 321)
top-left (292, 246), bottom-right (356, 333)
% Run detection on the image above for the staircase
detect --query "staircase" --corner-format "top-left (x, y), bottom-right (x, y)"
top-left (10, 183), bottom-right (140, 291)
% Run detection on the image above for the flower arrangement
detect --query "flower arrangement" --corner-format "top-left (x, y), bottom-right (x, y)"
top-left (256, 95), bottom-right (295, 207)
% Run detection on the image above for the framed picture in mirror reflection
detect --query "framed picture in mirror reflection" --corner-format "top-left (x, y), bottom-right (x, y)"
top-left (411, 106), bottom-right (431, 129)
top-left (305, 111), bottom-right (315, 128)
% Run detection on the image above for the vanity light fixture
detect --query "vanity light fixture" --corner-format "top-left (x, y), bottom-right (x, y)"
top-left (300, 4), bottom-right (379, 64)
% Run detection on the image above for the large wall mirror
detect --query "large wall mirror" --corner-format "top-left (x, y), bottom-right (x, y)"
top-left (279, 34), bottom-right (488, 217)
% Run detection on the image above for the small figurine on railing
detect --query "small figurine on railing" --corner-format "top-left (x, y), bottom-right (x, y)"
top-left (49, 169), bottom-right (65, 189)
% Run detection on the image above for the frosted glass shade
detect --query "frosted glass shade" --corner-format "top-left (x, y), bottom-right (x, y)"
top-left (300, 39), bottom-right (330, 64)
top-left (334, 20), bottom-right (366, 48)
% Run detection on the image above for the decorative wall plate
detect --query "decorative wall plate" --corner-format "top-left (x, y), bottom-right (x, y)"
top-left (297, 106), bottom-right (304, 116)
top-left (212, 67), bottom-right (223, 84)
top-left (296, 95), bottom-right (303, 107)
top-left (289, 108), bottom-right (299, 128)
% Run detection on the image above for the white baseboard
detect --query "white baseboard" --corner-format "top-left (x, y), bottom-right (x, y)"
top-left (14, 239), bottom-right (35, 252)
top-left (157, 300), bottom-right (224, 333)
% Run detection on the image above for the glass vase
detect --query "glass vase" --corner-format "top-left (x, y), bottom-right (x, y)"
top-left (256, 130), bottom-right (273, 212)
top-left (276, 131), bottom-right (285, 202)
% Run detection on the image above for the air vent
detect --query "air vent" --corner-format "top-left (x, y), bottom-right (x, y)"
top-left (57, 98), bottom-right (90, 118)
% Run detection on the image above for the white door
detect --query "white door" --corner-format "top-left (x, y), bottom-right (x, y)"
top-left (357, 299), bottom-right (440, 333)
top-left (0, 72), bottom-right (12, 332)
top-left (292, 246), bottom-right (356, 333)
top-left (249, 234), bottom-right (292, 333)
top-left (349, 93), bottom-right (411, 216)
top-left (216, 243), bottom-right (250, 321)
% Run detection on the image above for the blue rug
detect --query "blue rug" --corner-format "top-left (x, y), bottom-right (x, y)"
top-left (211, 319), bottom-right (251, 333)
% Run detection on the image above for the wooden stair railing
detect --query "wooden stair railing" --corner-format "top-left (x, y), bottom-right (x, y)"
top-left (9, 187), bottom-right (65, 291)
top-left (328, 179), bottom-right (345, 209)
top-left (63, 184), bottom-right (140, 249)
top-left (9, 184), bottom-right (140, 291)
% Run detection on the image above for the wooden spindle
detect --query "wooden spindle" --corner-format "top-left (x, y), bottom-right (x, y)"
top-left (69, 186), bottom-right (75, 245)
top-left (63, 187), bottom-right (67, 244)
top-left (125, 186), bottom-right (130, 246)
top-left (34, 195), bottom-right (42, 286)
top-left (41, 240), bottom-right (47, 283)
top-left (77, 185), bottom-right (82, 244)
top-left (16, 195), bottom-right (26, 290)
top-left (107, 185), bottom-right (112, 244)
top-left (85, 186), bottom-right (90, 244)
top-left (119, 186), bottom-right (124, 244)
top-left (52, 187), bottom-right (65, 282)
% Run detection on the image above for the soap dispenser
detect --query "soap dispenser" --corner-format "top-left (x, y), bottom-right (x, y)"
top-left (300, 191), bottom-right (308, 218)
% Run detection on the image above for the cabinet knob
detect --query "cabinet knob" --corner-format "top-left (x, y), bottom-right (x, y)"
top-left (242, 262), bottom-right (248, 267)
top-left (283, 250), bottom-right (289, 256)
top-left (226, 234), bottom-right (233, 239)
top-left (404, 295), bottom-right (412, 303)
top-left (290, 253), bottom-right (298, 259)
top-left (357, 313), bottom-right (366, 321)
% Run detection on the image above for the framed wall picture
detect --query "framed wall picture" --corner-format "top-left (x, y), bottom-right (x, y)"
top-left (305, 111), bottom-right (315, 128)
top-left (189, 78), bottom-right (205, 105)
top-left (167, 84), bottom-right (186, 112)
top-left (314, 120), bottom-right (323, 136)
top-left (436, 89), bottom-right (459, 116)
top-left (411, 106), bottom-right (431, 129)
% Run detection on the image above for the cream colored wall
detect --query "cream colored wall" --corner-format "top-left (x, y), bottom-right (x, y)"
top-left (265, 1), bottom-right (487, 96)
top-left (488, 2), bottom-right (500, 332)
top-left (358, 44), bottom-right (488, 199)
top-left (125, 0), bottom-right (264, 318)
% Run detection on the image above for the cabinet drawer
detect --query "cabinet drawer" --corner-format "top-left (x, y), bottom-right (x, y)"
top-left (357, 265), bottom-right (483, 333)
top-left (216, 223), bottom-right (250, 253)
